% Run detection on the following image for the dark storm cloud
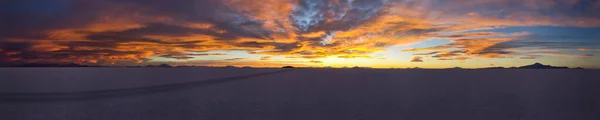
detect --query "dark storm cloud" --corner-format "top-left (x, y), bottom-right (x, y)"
top-left (0, 40), bottom-right (148, 65)
top-left (104, 23), bottom-right (228, 39)
top-left (234, 41), bottom-right (270, 48)
top-left (108, 0), bottom-right (275, 40)
top-left (0, 0), bottom-right (295, 65)
top-left (59, 41), bottom-right (119, 49)
top-left (78, 23), bottom-right (236, 46)
top-left (85, 32), bottom-right (186, 45)
top-left (0, 41), bottom-right (31, 52)
top-left (1, 0), bottom-right (274, 41)
top-left (0, 41), bottom-right (35, 64)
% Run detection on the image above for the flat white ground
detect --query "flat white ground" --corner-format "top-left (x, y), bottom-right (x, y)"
top-left (0, 68), bottom-right (281, 93)
top-left (0, 68), bottom-right (599, 120)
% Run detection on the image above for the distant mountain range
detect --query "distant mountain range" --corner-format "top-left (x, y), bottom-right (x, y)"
top-left (517, 63), bottom-right (570, 69)
top-left (483, 63), bottom-right (578, 69)
top-left (0, 62), bottom-right (585, 69)
top-left (144, 64), bottom-right (173, 68)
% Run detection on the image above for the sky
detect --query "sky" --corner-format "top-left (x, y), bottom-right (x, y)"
top-left (1, 0), bottom-right (599, 68)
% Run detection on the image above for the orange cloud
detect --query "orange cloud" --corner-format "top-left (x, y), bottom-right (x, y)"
top-left (410, 56), bottom-right (424, 62)
top-left (1, 0), bottom-right (599, 66)
top-left (309, 60), bottom-right (323, 63)
top-left (260, 56), bottom-right (272, 60)
top-left (403, 32), bottom-right (536, 60)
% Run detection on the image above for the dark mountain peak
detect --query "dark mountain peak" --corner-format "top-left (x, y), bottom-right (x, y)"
top-left (447, 67), bottom-right (463, 69)
top-left (282, 66), bottom-right (295, 68)
top-left (532, 62), bottom-right (544, 66)
top-left (144, 64), bottom-right (172, 67)
top-left (482, 67), bottom-right (505, 69)
top-left (157, 64), bottom-right (172, 67)
top-left (518, 63), bottom-right (569, 69)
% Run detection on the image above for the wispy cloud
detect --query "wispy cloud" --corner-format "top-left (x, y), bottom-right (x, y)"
top-left (309, 60), bottom-right (323, 64)
top-left (224, 58), bottom-right (247, 61)
top-left (259, 56), bottom-right (272, 60)
top-left (410, 56), bottom-right (424, 62)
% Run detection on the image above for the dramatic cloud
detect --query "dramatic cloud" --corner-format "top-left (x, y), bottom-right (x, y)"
top-left (405, 31), bottom-right (598, 61)
top-left (1, 0), bottom-right (599, 66)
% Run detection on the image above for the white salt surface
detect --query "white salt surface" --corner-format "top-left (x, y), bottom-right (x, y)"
top-left (0, 68), bottom-right (599, 120)
top-left (0, 68), bottom-right (281, 93)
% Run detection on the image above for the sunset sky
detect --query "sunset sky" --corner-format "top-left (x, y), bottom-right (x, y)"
top-left (1, 0), bottom-right (599, 68)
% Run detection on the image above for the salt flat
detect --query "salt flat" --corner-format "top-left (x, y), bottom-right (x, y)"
top-left (1, 68), bottom-right (599, 120)
top-left (0, 68), bottom-right (281, 93)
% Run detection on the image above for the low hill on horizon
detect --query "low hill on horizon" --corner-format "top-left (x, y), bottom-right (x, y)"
top-left (517, 63), bottom-right (570, 69)
top-left (0, 62), bottom-right (585, 69)
top-left (482, 63), bottom-right (575, 69)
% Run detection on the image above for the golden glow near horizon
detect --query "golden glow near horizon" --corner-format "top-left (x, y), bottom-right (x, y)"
top-left (1, 0), bottom-right (599, 68)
